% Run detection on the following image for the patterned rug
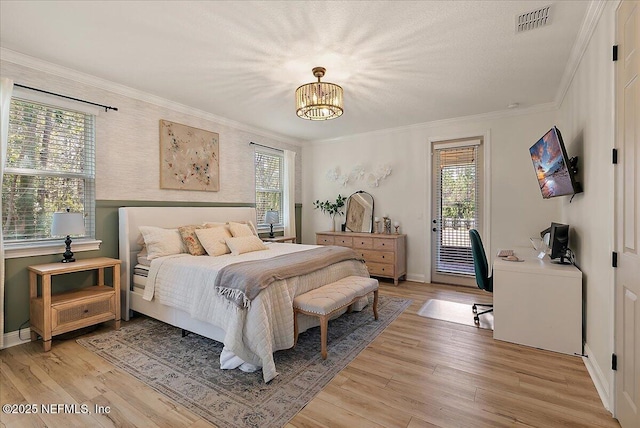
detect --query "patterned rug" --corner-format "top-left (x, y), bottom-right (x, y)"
top-left (78, 295), bottom-right (411, 428)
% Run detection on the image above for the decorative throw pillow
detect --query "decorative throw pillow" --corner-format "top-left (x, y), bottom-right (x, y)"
top-left (195, 226), bottom-right (233, 256)
top-left (228, 221), bottom-right (257, 237)
top-left (178, 225), bottom-right (206, 256)
top-left (224, 236), bottom-right (268, 256)
top-left (138, 226), bottom-right (187, 260)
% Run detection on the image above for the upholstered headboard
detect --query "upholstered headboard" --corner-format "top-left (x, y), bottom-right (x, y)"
top-left (118, 206), bottom-right (257, 319)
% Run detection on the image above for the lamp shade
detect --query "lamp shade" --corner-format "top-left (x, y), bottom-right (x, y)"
top-left (51, 211), bottom-right (85, 237)
top-left (264, 210), bottom-right (280, 225)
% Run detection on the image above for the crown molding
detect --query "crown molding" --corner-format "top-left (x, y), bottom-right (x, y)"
top-left (310, 102), bottom-right (557, 145)
top-left (0, 48), bottom-right (303, 146)
top-left (554, 0), bottom-right (608, 107)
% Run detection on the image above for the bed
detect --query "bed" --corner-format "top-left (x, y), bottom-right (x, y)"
top-left (118, 206), bottom-right (369, 382)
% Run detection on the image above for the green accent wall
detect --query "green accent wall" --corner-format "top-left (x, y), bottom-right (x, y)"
top-left (3, 200), bottom-right (303, 333)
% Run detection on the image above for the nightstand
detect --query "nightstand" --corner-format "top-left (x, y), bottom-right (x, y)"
top-left (28, 257), bottom-right (121, 351)
top-left (262, 236), bottom-right (296, 243)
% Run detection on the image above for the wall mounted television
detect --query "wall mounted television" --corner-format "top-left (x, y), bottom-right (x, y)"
top-left (529, 126), bottom-right (583, 199)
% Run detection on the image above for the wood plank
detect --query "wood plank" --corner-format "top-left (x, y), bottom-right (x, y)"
top-left (0, 280), bottom-right (619, 428)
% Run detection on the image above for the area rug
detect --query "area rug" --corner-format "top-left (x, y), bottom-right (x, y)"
top-left (78, 295), bottom-right (411, 428)
top-left (417, 298), bottom-right (494, 330)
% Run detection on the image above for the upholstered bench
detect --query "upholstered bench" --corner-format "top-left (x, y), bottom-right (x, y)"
top-left (293, 276), bottom-right (379, 359)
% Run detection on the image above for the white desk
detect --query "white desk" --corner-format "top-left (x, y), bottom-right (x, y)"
top-left (493, 246), bottom-right (582, 355)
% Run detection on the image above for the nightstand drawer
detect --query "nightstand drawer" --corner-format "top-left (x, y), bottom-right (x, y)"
top-left (317, 235), bottom-right (334, 245)
top-left (51, 290), bottom-right (116, 334)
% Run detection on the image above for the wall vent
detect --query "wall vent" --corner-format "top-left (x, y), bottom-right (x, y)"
top-left (516, 5), bottom-right (551, 33)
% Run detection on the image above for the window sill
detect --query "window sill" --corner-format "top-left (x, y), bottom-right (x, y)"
top-left (257, 225), bottom-right (284, 234)
top-left (4, 239), bottom-right (102, 259)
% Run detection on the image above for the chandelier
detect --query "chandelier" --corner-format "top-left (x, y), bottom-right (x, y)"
top-left (295, 67), bottom-right (343, 120)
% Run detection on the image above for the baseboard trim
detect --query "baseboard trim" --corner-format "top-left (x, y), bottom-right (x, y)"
top-left (2, 329), bottom-right (32, 349)
top-left (583, 343), bottom-right (613, 413)
top-left (406, 273), bottom-right (425, 283)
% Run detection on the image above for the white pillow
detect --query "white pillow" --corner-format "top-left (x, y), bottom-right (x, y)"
top-left (195, 226), bottom-right (233, 256)
top-left (224, 236), bottom-right (268, 256)
top-left (137, 246), bottom-right (152, 266)
top-left (202, 221), bottom-right (228, 229)
top-left (139, 226), bottom-right (187, 260)
top-left (228, 221), bottom-right (257, 237)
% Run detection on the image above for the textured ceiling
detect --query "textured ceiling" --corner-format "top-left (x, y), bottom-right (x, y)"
top-left (0, 1), bottom-right (590, 142)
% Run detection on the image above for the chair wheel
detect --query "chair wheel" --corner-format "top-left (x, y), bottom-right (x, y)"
top-left (472, 304), bottom-right (477, 313)
top-left (474, 316), bottom-right (479, 324)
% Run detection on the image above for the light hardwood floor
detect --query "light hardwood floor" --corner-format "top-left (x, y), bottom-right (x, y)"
top-left (1, 281), bottom-right (619, 428)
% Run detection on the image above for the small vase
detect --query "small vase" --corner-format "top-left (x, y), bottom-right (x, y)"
top-left (331, 216), bottom-right (336, 232)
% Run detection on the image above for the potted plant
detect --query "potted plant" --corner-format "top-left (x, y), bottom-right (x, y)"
top-left (313, 194), bottom-right (347, 232)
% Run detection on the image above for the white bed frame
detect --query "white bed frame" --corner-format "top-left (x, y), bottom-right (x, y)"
top-left (118, 206), bottom-right (258, 341)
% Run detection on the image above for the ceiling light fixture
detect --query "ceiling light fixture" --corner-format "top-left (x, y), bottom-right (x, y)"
top-left (295, 67), bottom-right (343, 120)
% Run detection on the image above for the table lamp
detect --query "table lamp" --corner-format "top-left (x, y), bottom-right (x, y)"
top-left (51, 209), bottom-right (85, 263)
top-left (264, 210), bottom-right (279, 238)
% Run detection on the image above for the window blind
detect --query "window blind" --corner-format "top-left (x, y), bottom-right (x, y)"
top-left (2, 97), bottom-right (95, 242)
top-left (434, 145), bottom-right (478, 276)
top-left (254, 149), bottom-right (283, 226)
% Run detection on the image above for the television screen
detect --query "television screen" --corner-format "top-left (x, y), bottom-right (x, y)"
top-left (529, 126), bottom-right (580, 198)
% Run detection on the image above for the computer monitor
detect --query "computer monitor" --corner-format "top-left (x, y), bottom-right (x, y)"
top-left (549, 222), bottom-right (570, 264)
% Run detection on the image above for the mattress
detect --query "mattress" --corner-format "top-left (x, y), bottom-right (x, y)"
top-left (133, 264), bottom-right (149, 277)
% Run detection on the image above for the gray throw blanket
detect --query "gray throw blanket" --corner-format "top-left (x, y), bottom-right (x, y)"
top-left (215, 246), bottom-right (365, 308)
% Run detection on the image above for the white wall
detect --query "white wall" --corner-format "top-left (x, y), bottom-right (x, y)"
top-left (0, 58), bottom-right (303, 204)
top-left (557, 1), bottom-right (616, 410)
top-left (302, 108), bottom-right (560, 282)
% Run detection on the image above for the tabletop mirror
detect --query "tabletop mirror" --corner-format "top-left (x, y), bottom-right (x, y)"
top-left (345, 191), bottom-right (374, 233)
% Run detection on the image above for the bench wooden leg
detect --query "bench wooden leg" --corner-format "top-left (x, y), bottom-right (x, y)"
top-left (320, 314), bottom-right (328, 359)
top-left (373, 289), bottom-right (379, 320)
top-left (293, 310), bottom-right (299, 347)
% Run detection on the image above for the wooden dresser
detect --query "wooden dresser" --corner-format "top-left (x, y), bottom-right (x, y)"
top-left (316, 231), bottom-right (407, 285)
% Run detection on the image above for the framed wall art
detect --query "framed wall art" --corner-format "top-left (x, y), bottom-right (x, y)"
top-left (159, 120), bottom-right (220, 191)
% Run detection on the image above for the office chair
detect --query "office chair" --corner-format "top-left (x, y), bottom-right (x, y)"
top-left (469, 229), bottom-right (493, 324)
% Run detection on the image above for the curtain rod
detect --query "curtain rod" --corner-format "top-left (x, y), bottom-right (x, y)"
top-left (14, 84), bottom-right (119, 112)
top-left (249, 141), bottom-right (283, 152)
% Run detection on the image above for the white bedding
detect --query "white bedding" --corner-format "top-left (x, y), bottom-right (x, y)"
top-left (142, 242), bottom-right (369, 382)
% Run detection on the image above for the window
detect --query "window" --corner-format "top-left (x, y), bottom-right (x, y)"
top-left (2, 97), bottom-right (96, 247)
top-left (254, 148), bottom-right (283, 227)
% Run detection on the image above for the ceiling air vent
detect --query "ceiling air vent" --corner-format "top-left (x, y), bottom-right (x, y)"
top-left (516, 5), bottom-right (551, 33)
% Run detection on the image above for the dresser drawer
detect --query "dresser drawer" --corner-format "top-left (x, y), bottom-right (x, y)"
top-left (51, 292), bottom-right (115, 334)
top-left (361, 249), bottom-right (395, 264)
top-left (367, 262), bottom-right (395, 277)
top-left (316, 235), bottom-right (334, 245)
top-left (373, 238), bottom-right (395, 250)
top-left (334, 236), bottom-right (353, 247)
top-left (353, 237), bottom-right (374, 249)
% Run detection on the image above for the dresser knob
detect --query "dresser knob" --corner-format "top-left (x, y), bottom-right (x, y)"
top-left (83, 309), bottom-right (89, 313)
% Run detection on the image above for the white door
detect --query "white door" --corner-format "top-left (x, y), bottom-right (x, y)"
top-left (615, 2), bottom-right (640, 427)
top-left (431, 139), bottom-right (483, 287)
